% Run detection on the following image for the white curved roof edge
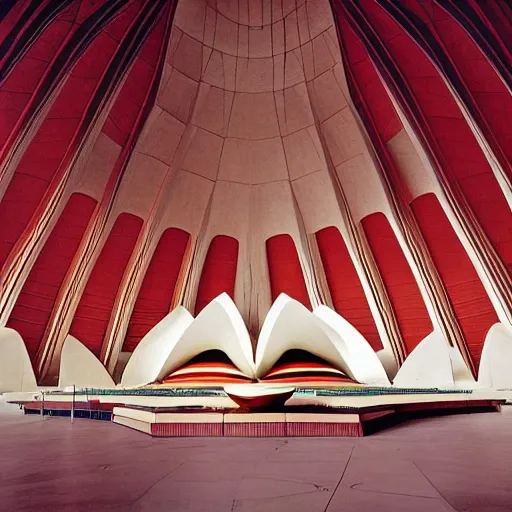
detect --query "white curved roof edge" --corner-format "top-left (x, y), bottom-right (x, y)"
top-left (157, 293), bottom-right (256, 379)
top-left (313, 305), bottom-right (390, 386)
top-left (0, 327), bottom-right (38, 393)
top-left (59, 335), bottom-right (115, 389)
top-left (478, 322), bottom-right (512, 389)
top-left (121, 306), bottom-right (194, 386)
top-left (255, 294), bottom-right (353, 379)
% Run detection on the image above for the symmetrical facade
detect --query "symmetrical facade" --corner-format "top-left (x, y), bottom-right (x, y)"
top-left (0, 0), bottom-right (510, 385)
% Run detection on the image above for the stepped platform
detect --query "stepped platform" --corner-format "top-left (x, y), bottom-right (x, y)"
top-left (6, 386), bottom-right (506, 437)
top-left (112, 398), bottom-right (503, 438)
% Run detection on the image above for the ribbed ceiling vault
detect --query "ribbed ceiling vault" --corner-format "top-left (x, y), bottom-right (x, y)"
top-left (0, 0), bottom-right (510, 383)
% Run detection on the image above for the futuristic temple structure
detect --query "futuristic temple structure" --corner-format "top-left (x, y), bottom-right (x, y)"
top-left (0, 0), bottom-right (511, 430)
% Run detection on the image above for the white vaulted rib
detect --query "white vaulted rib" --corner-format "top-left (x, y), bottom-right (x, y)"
top-left (255, 294), bottom-right (353, 379)
top-left (478, 323), bottom-right (512, 389)
top-left (59, 335), bottom-right (115, 389)
top-left (121, 306), bottom-right (194, 386)
top-left (0, 327), bottom-right (38, 393)
top-left (313, 305), bottom-right (390, 386)
top-left (152, 293), bottom-right (255, 380)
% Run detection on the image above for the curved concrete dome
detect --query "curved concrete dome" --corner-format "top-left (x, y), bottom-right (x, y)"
top-left (0, 0), bottom-right (511, 385)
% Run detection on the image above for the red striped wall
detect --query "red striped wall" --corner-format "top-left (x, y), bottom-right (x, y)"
top-left (266, 234), bottom-right (311, 309)
top-left (411, 193), bottom-right (498, 366)
top-left (0, 0), bottom-right (32, 44)
top-left (362, 213), bottom-right (432, 354)
top-left (337, 13), bottom-right (401, 144)
top-left (472, 0), bottom-right (512, 52)
top-left (0, 2), bottom-right (140, 270)
top-left (102, 1), bottom-right (162, 147)
top-left (358, 0), bottom-right (512, 278)
top-left (316, 227), bottom-right (382, 351)
top-left (194, 235), bottom-right (239, 315)
top-left (69, 213), bottom-right (143, 357)
top-left (123, 227), bottom-right (190, 352)
top-left (399, 0), bottom-right (511, 177)
top-left (0, 1), bottom-right (79, 151)
top-left (6, 193), bottom-right (97, 363)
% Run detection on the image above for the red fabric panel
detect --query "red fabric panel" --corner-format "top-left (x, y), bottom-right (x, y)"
top-left (0, 0), bottom-right (32, 44)
top-left (266, 234), bottom-right (311, 310)
top-left (403, 0), bottom-right (512, 173)
top-left (0, 1), bottom-right (78, 151)
top-left (6, 193), bottom-right (97, 363)
top-left (411, 193), bottom-right (498, 366)
top-left (123, 228), bottom-right (190, 352)
top-left (138, 7), bottom-right (167, 66)
top-left (76, 0), bottom-right (108, 24)
top-left (69, 213), bottom-right (143, 357)
top-left (101, 59), bottom-right (151, 146)
top-left (194, 235), bottom-right (239, 315)
top-left (315, 227), bottom-right (382, 351)
top-left (102, 6), bottom-right (166, 146)
top-left (475, 0), bottom-right (512, 52)
top-left (362, 213), bottom-right (432, 354)
top-left (103, 1), bottom-right (143, 42)
top-left (0, 10), bottom-right (138, 271)
top-left (359, 0), bottom-right (512, 278)
top-left (338, 16), bottom-right (401, 143)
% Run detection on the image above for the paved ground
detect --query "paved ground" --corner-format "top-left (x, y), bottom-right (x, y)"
top-left (0, 406), bottom-right (511, 511)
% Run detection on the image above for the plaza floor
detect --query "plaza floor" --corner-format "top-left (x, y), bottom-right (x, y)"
top-left (0, 405), bottom-right (511, 511)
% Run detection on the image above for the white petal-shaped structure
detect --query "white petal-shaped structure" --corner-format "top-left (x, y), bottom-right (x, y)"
top-left (158, 294), bottom-right (255, 379)
top-left (393, 331), bottom-right (454, 388)
top-left (478, 323), bottom-right (512, 389)
top-left (313, 306), bottom-right (390, 386)
top-left (121, 306), bottom-right (194, 386)
top-left (0, 327), bottom-right (37, 393)
top-left (255, 294), bottom-right (351, 379)
top-left (1, 0), bottom-right (510, 389)
top-left (0, 0), bottom-right (510, 391)
top-left (59, 335), bottom-right (115, 389)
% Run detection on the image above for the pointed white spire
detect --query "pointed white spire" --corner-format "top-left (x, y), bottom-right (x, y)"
top-left (478, 323), bottom-right (512, 389)
top-left (0, 327), bottom-right (37, 393)
top-left (393, 330), bottom-right (454, 388)
top-left (157, 293), bottom-right (255, 379)
top-left (59, 335), bottom-right (115, 389)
